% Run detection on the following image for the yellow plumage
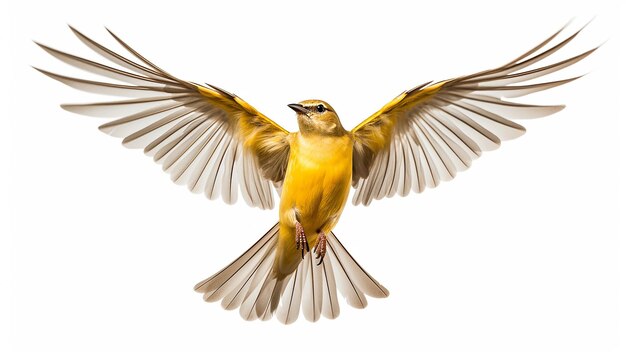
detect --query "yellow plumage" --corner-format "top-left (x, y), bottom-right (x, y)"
top-left (36, 23), bottom-right (596, 323)
top-left (277, 131), bottom-right (353, 276)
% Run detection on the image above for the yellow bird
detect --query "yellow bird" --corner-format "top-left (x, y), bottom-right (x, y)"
top-left (36, 23), bottom-right (596, 323)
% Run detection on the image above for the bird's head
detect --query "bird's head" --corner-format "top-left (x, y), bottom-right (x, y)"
top-left (288, 100), bottom-right (345, 136)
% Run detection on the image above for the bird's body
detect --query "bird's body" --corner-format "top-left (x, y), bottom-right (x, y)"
top-left (36, 23), bottom-right (597, 323)
top-left (277, 130), bottom-right (353, 276)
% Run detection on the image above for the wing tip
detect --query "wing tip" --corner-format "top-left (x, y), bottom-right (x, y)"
top-left (32, 67), bottom-right (65, 83)
top-left (97, 122), bottom-right (116, 135)
top-left (59, 103), bottom-right (74, 112)
top-left (60, 103), bottom-right (89, 117)
top-left (544, 104), bottom-right (566, 115)
top-left (31, 65), bottom-right (45, 75)
top-left (104, 26), bottom-right (124, 45)
top-left (32, 40), bottom-right (45, 49)
top-left (33, 41), bottom-right (60, 58)
top-left (66, 23), bottom-right (80, 35)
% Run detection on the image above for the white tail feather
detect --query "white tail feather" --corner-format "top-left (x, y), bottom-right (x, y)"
top-left (194, 223), bottom-right (389, 323)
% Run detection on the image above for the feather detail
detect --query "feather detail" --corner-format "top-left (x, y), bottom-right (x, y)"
top-left (351, 22), bottom-right (596, 206)
top-left (195, 225), bottom-right (388, 323)
top-left (37, 27), bottom-right (291, 209)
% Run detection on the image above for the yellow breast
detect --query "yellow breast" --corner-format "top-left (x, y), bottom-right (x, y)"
top-left (280, 133), bottom-right (353, 233)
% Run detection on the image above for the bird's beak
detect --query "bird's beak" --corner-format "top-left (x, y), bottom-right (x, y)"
top-left (288, 103), bottom-right (309, 115)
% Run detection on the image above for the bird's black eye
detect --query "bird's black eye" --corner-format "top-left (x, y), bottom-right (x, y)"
top-left (316, 104), bottom-right (325, 113)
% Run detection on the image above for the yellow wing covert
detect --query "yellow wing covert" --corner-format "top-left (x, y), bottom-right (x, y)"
top-left (36, 26), bottom-right (290, 209)
top-left (351, 23), bottom-right (597, 206)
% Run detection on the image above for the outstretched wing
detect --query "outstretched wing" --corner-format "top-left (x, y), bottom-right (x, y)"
top-left (36, 26), bottom-right (291, 209)
top-left (351, 23), bottom-right (597, 206)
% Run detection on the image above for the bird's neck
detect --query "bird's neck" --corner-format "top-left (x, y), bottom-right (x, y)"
top-left (297, 124), bottom-right (347, 137)
top-left (293, 132), bottom-right (353, 160)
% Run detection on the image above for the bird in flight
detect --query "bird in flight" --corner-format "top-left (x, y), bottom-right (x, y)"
top-left (35, 22), bottom-right (596, 324)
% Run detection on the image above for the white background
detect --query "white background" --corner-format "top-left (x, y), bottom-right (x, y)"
top-left (2, 0), bottom-right (624, 357)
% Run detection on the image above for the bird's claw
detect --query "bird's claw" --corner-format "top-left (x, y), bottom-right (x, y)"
top-left (314, 232), bottom-right (327, 265)
top-left (295, 221), bottom-right (308, 259)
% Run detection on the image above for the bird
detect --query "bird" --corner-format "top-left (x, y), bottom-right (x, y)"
top-left (35, 22), bottom-right (597, 324)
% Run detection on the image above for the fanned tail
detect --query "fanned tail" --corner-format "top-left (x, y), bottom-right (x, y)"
top-left (194, 223), bottom-right (389, 323)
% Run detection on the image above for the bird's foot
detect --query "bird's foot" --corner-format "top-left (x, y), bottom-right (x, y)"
top-left (295, 221), bottom-right (309, 259)
top-left (314, 232), bottom-right (327, 265)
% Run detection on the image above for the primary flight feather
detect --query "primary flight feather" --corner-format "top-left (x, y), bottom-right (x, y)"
top-left (36, 22), bottom-right (596, 323)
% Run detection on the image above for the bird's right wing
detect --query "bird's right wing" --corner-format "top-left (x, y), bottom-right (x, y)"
top-left (36, 27), bottom-right (291, 209)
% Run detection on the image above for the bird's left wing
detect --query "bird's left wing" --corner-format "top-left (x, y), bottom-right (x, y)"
top-left (351, 23), bottom-right (597, 206)
top-left (36, 27), bottom-right (291, 210)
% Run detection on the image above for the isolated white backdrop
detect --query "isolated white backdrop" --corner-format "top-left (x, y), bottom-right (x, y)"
top-left (3, 0), bottom-right (624, 357)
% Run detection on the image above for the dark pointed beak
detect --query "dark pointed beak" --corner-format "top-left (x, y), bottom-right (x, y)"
top-left (288, 103), bottom-right (309, 114)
